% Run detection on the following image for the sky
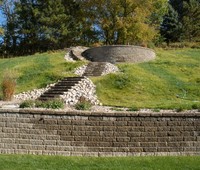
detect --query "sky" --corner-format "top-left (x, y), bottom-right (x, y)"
top-left (0, 10), bottom-right (5, 26)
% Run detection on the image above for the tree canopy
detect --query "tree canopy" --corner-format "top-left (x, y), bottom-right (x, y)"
top-left (0, 0), bottom-right (199, 57)
top-left (161, 0), bottom-right (200, 43)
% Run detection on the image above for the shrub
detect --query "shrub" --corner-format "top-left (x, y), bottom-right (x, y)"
top-left (176, 106), bottom-right (185, 112)
top-left (36, 99), bottom-right (64, 109)
top-left (45, 99), bottom-right (64, 109)
top-left (75, 96), bottom-right (92, 110)
top-left (128, 106), bottom-right (139, 112)
top-left (20, 99), bottom-right (64, 109)
top-left (1, 70), bottom-right (17, 101)
top-left (113, 74), bottom-right (130, 89)
top-left (19, 100), bottom-right (35, 108)
top-left (192, 104), bottom-right (200, 110)
top-left (35, 100), bottom-right (47, 108)
top-left (153, 109), bottom-right (160, 112)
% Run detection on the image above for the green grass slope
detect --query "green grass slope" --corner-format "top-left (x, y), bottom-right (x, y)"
top-left (0, 51), bottom-right (85, 98)
top-left (0, 48), bottom-right (199, 109)
top-left (93, 48), bottom-right (200, 109)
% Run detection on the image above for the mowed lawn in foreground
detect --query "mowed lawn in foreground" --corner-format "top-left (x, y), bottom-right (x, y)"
top-left (0, 155), bottom-right (200, 170)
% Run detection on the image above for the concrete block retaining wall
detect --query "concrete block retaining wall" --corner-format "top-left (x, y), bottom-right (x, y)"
top-left (0, 109), bottom-right (199, 156)
top-left (82, 45), bottom-right (156, 64)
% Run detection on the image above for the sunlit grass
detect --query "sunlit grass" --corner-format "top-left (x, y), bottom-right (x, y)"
top-left (92, 48), bottom-right (200, 109)
top-left (0, 48), bottom-right (199, 109)
top-left (0, 51), bottom-right (85, 98)
top-left (0, 155), bottom-right (199, 170)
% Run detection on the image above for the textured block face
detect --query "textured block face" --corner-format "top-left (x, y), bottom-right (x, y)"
top-left (82, 45), bottom-right (156, 64)
top-left (0, 109), bottom-right (199, 156)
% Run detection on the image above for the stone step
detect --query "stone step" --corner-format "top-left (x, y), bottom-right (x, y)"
top-left (46, 86), bottom-right (73, 92)
top-left (38, 96), bottom-right (59, 100)
top-left (53, 85), bottom-right (74, 88)
top-left (43, 91), bottom-right (65, 95)
top-left (83, 62), bottom-right (107, 77)
top-left (62, 77), bottom-right (84, 81)
top-left (40, 94), bottom-right (61, 97)
top-left (38, 76), bottom-right (83, 101)
top-left (55, 82), bottom-right (79, 86)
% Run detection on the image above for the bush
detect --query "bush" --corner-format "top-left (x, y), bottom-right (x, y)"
top-left (1, 70), bottom-right (17, 101)
top-left (128, 106), bottom-right (139, 112)
top-left (153, 109), bottom-right (160, 112)
top-left (75, 96), bottom-right (92, 110)
top-left (192, 104), bottom-right (200, 110)
top-left (36, 99), bottom-right (64, 109)
top-left (176, 106), bottom-right (185, 112)
top-left (20, 99), bottom-right (64, 109)
top-left (113, 74), bottom-right (130, 89)
top-left (19, 100), bottom-right (35, 108)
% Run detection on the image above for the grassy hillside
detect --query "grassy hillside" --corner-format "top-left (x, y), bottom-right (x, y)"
top-left (0, 48), bottom-right (199, 109)
top-left (92, 48), bottom-right (200, 109)
top-left (0, 51), bottom-right (85, 98)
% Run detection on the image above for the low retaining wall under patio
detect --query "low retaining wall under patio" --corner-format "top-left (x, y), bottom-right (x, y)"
top-left (82, 45), bottom-right (156, 64)
top-left (0, 109), bottom-right (199, 156)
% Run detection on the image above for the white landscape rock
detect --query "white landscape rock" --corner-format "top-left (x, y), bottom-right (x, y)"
top-left (60, 77), bottom-right (100, 105)
top-left (14, 77), bottom-right (100, 106)
top-left (74, 62), bottom-right (119, 76)
top-left (74, 65), bottom-right (87, 76)
top-left (64, 46), bottom-right (89, 62)
top-left (101, 62), bottom-right (119, 75)
top-left (14, 83), bottom-right (56, 101)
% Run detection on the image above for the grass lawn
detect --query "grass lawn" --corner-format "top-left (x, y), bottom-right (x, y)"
top-left (0, 48), bottom-right (199, 109)
top-left (0, 51), bottom-right (85, 98)
top-left (93, 48), bottom-right (200, 109)
top-left (0, 155), bottom-right (200, 170)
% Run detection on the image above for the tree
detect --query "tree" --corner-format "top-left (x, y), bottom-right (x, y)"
top-left (0, 0), bottom-right (84, 56)
top-left (0, 0), bottom-right (3, 35)
top-left (161, 0), bottom-right (200, 43)
top-left (0, 0), bottom-right (18, 55)
top-left (79, 0), bottom-right (168, 45)
top-left (161, 4), bottom-right (182, 43)
top-left (182, 0), bottom-right (200, 41)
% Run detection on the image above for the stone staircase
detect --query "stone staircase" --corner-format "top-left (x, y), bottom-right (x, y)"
top-left (38, 77), bottom-right (84, 101)
top-left (83, 62), bottom-right (107, 77)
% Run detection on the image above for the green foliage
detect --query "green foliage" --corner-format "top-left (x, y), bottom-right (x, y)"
top-left (75, 96), bottom-right (92, 110)
top-left (160, 42), bottom-right (200, 49)
top-left (161, 0), bottom-right (200, 44)
top-left (35, 99), bottom-right (64, 109)
top-left (20, 99), bottom-right (64, 109)
top-left (182, 0), bottom-right (200, 41)
top-left (161, 4), bottom-right (182, 43)
top-left (0, 0), bottom-right (168, 57)
top-left (192, 104), bottom-right (200, 110)
top-left (81, 0), bottom-right (168, 45)
top-left (153, 109), bottom-right (161, 112)
top-left (128, 106), bottom-right (139, 112)
top-left (1, 0), bottom-right (82, 56)
top-left (19, 100), bottom-right (35, 108)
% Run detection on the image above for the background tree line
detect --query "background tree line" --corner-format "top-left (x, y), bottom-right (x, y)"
top-left (0, 0), bottom-right (199, 57)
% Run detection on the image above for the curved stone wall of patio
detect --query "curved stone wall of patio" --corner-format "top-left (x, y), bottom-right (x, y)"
top-left (82, 45), bottom-right (156, 64)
